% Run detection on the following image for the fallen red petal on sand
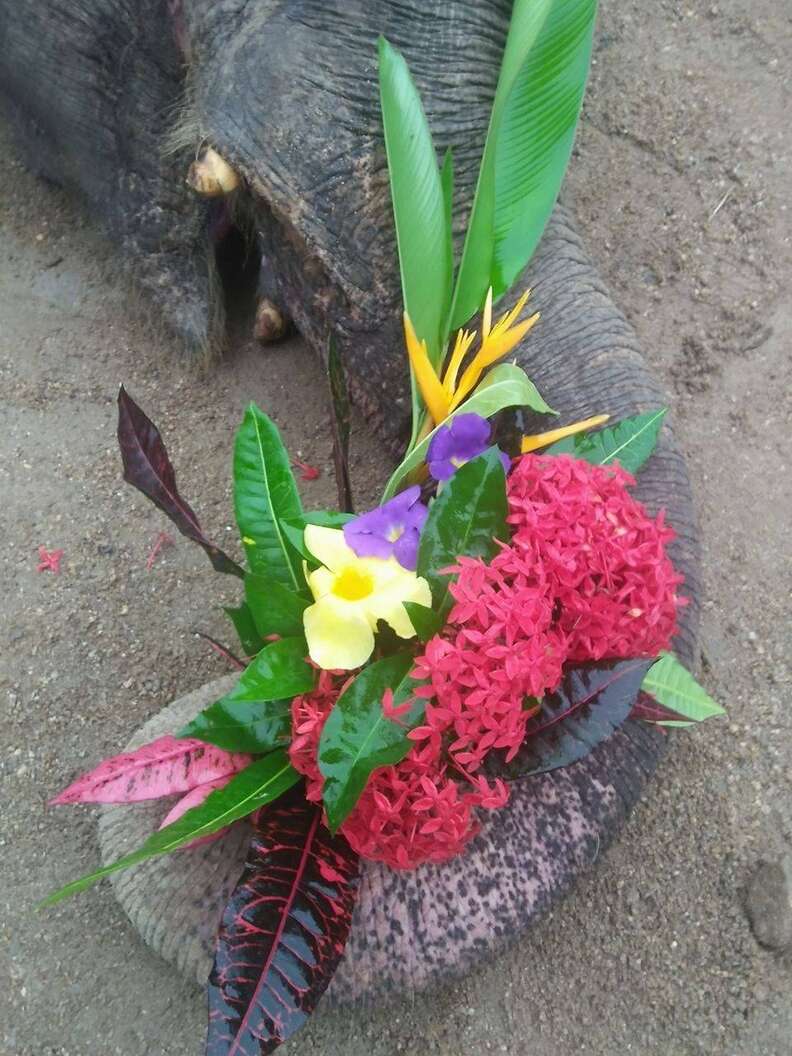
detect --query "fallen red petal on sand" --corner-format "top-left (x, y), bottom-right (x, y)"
top-left (37, 546), bottom-right (64, 574)
top-left (291, 458), bottom-right (321, 481)
top-left (146, 531), bottom-right (175, 571)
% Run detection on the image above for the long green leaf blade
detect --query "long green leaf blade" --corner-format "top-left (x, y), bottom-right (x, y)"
top-left (642, 653), bottom-right (726, 724)
top-left (378, 36), bottom-right (451, 372)
top-left (451, 0), bottom-right (596, 328)
top-left (40, 752), bottom-right (299, 906)
top-left (233, 403), bottom-right (303, 589)
top-left (318, 653), bottom-right (423, 832)
top-left (244, 574), bottom-right (309, 638)
top-left (545, 409), bottom-right (667, 474)
top-left (382, 363), bottom-right (554, 500)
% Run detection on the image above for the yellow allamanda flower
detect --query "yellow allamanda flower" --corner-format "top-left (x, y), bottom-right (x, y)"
top-left (302, 525), bottom-right (431, 671)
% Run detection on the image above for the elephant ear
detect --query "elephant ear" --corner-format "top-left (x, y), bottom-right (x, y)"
top-left (451, 0), bottom-right (598, 328)
top-left (207, 790), bottom-right (359, 1055)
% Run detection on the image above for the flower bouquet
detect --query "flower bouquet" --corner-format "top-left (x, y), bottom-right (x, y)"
top-left (43, 9), bottom-right (724, 1056)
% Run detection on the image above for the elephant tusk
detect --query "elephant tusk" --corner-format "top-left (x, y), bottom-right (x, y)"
top-left (186, 148), bottom-right (240, 196)
top-left (253, 298), bottom-right (288, 343)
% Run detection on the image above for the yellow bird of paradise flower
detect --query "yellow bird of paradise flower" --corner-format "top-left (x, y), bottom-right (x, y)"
top-left (403, 286), bottom-right (609, 453)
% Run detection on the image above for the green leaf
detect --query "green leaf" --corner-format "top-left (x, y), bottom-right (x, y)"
top-left (280, 510), bottom-right (355, 562)
top-left (378, 35), bottom-right (452, 438)
top-left (417, 447), bottom-right (508, 616)
top-left (177, 647), bottom-right (298, 752)
top-left (233, 403), bottom-right (303, 589)
top-left (545, 409), bottom-right (667, 474)
top-left (224, 602), bottom-right (265, 657)
top-left (451, 0), bottom-right (597, 328)
top-left (40, 752), bottom-right (299, 906)
top-left (178, 692), bottom-right (291, 753)
top-left (641, 653), bottom-right (726, 724)
top-left (382, 363), bottom-right (554, 501)
top-left (403, 602), bottom-right (443, 643)
top-left (244, 574), bottom-right (308, 638)
top-left (230, 636), bottom-right (315, 701)
top-left (318, 653), bottom-right (423, 832)
top-left (440, 147), bottom-right (455, 338)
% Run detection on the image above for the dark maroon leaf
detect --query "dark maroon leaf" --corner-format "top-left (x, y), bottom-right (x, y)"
top-left (629, 690), bottom-right (687, 724)
top-left (193, 631), bottom-right (245, 671)
top-left (326, 335), bottom-right (353, 513)
top-left (493, 658), bottom-right (653, 779)
top-left (117, 386), bottom-right (244, 579)
top-left (206, 788), bottom-right (359, 1055)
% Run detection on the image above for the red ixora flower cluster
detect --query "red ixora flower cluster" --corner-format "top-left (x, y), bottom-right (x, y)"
top-left (289, 671), bottom-right (508, 869)
top-left (290, 454), bottom-right (685, 870)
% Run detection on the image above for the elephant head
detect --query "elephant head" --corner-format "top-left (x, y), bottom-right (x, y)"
top-left (2, 0), bottom-right (702, 1003)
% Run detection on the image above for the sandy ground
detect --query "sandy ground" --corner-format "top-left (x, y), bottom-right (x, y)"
top-left (2, 1), bottom-right (791, 1054)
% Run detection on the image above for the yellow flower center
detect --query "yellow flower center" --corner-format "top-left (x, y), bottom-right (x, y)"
top-left (387, 524), bottom-right (404, 543)
top-left (332, 565), bottom-right (375, 602)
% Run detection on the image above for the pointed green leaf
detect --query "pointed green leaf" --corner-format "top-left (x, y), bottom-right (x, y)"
top-left (417, 448), bottom-right (508, 617)
top-left (233, 403), bottom-right (303, 589)
top-left (226, 637), bottom-right (315, 702)
top-left (641, 653), bottom-right (726, 724)
top-left (382, 363), bottom-right (554, 501)
top-left (545, 409), bottom-right (667, 474)
top-left (280, 510), bottom-right (355, 562)
top-left (403, 602), bottom-right (443, 643)
top-left (244, 574), bottom-right (309, 638)
top-left (40, 752), bottom-right (299, 906)
top-left (451, 0), bottom-right (597, 328)
top-left (379, 35), bottom-right (452, 445)
top-left (318, 653), bottom-right (423, 832)
top-left (224, 602), bottom-right (265, 657)
top-left (178, 691), bottom-right (292, 753)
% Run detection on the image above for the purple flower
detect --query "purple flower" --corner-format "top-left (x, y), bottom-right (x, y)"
top-left (427, 413), bottom-right (511, 481)
top-left (343, 485), bottom-right (428, 570)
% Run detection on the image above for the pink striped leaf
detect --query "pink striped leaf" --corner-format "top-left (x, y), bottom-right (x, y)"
top-left (158, 776), bottom-right (235, 849)
top-left (50, 735), bottom-right (252, 805)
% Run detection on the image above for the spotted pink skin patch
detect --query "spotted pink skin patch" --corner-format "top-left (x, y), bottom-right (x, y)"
top-left (50, 735), bottom-right (252, 805)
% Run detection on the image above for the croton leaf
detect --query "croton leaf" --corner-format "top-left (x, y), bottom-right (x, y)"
top-left (158, 776), bottom-right (235, 849)
top-left (629, 691), bottom-right (693, 728)
top-left (41, 751), bottom-right (300, 907)
top-left (233, 403), bottom-right (304, 589)
top-left (117, 387), bottom-right (244, 579)
top-left (224, 602), bottom-right (266, 658)
top-left (494, 659), bottom-right (653, 779)
top-left (49, 735), bottom-right (252, 805)
top-left (179, 639), bottom-right (314, 753)
top-left (318, 652), bottom-right (423, 833)
top-left (544, 409), bottom-right (667, 474)
top-left (417, 447), bottom-right (508, 617)
top-left (244, 574), bottom-right (308, 639)
top-left (641, 652), bottom-right (725, 723)
top-left (206, 788), bottom-right (359, 1056)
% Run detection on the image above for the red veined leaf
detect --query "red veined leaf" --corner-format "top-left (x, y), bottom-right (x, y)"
top-left (117, 386), bottom-right (245, 579)
top-left (206, 787), bottom-right (359, 1055)
top-left (50, 735), bottom-right (252, 805)
top-left (492, 658), bottom-right (653, 779)
top-left (629, 690), bottom-right (691, 725)
top-left (158, 776), bottom-right (236, 849)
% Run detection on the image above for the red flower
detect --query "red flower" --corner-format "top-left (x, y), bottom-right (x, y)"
top-left (288, 677), bottom-right (505, 870)
top-left (505, 454), bottom-right (685, 661)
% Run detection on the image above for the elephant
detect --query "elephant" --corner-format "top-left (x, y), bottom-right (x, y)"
top-left (2, 0), bottom-right (701, 1003)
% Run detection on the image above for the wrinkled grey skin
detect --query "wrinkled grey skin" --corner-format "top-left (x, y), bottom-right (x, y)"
top-left (3, 0), bottom-right (701, 1001)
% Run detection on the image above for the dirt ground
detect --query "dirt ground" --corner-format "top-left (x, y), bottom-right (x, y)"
top-left (1, 1), bottom-right (791, 1054)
